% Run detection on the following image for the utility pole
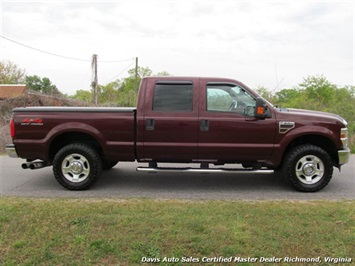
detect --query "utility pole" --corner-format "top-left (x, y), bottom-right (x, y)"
top-left (91, 54), bottom-right (98, 106)
top-left (135, 57), bottom-right (138, 93)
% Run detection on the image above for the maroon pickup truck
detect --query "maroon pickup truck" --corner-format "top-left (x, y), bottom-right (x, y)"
top-left (6, 77), bottom-right (350, 192)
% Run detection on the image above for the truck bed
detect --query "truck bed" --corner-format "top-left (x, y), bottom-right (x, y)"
top-left (12, 106), bottom-right (137, 162)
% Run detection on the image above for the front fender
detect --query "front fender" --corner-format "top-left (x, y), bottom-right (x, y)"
top-left (270, 125), bottom-right (340, 167)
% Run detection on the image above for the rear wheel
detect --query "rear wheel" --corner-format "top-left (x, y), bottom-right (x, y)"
top-left (283, 144), bottom-right (333, 192)
top-left (53, 143), bottom-right (102, 190)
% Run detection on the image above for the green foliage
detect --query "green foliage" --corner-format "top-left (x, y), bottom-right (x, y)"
top-left (0, 61), bottom-right (26, 84)
top-left (128, 66), bottom-right (153, 79)
top-left (156, 71), bottom-right (171, 77)
top-left (299, 75), bottom-right (336, 108)
top-left (71, 89), bottom-right (92, 103)
top-left (256, 86), bottom-right (275, 103)
top-left (275, 89), bottom-right (303, 107)
top-left (25, 75), bottom-right (61, 95)
top-left (97, 80), bottom-right (120, 105)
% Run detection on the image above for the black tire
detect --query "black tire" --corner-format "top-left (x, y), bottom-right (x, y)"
top-left (53, 143), bottom-right (102, 190)
top-left (283, 144), bottom-right (333, 192)
top-left (102, 160), bottom-right (118, 170)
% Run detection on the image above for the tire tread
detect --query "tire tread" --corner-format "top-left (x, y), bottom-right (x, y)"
top-left (283, 144), bottom-right (333, 192)
top-left (53, 143), bottom-right (102, 190)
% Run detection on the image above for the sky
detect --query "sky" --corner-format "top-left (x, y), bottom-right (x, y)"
top-left (0, 0), bottom-right (354, 96)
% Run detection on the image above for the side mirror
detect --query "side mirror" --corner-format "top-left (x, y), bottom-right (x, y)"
top-left (255, 97), bottom-right (267, 119)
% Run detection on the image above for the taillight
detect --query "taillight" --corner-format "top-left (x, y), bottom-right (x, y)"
top-left (10, 118), bottom-right (15, 138)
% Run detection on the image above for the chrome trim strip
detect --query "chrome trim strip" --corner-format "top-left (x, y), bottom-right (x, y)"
top-left (13, 107), bottom-right (136, 113)
top-left (137, 167), bottom-right (274, 174)
top-left (279, 121), bottom-right (295, 134)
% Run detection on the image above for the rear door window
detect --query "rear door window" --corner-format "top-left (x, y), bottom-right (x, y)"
top-left (153, 82), bottom-right (193, 112)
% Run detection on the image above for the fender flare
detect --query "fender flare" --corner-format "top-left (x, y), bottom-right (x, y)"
top-left (271, 125), bottom-right (339, 166)
top-left (44, 122), bottom-right (105, 159)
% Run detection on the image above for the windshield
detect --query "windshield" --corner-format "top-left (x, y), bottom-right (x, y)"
top-left (230, 86), bottom-right (256, 107)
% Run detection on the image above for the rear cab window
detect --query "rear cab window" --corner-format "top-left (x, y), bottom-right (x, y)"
top-left (153, 81), bottom-right (194, 112)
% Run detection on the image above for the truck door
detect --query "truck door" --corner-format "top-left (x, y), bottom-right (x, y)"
top-left (198, 81), bottom-right (276, 163)
top-left (141, 78), bottom-right (199, 162)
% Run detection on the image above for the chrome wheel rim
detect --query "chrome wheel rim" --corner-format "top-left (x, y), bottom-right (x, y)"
top-left (295, 155), bottom-right (324, 185)
top-left (61, 153), bottom-right (90, 183)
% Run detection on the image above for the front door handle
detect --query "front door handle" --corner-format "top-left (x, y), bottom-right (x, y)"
top-left (146, 119), bottom-right (155, 130)
top-left (200, 120), bottom-right (209, 131)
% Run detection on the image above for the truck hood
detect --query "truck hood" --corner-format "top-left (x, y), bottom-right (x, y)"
top-left (278, 108), bottom-right (348, 127)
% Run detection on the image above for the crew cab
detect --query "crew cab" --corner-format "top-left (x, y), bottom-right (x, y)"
top-left (6, 77), bottom-right (350, 192)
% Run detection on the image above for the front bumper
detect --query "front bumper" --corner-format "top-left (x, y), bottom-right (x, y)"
top-left (6, 144), bottom-right (19, 158)
top-left (338, 148), bottom-right (350, 166)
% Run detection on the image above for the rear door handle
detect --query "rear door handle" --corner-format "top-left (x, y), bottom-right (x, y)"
top-left (200, 120), bottom-right (209, 131)
top-left (146, 119), bottom-right (155, 130)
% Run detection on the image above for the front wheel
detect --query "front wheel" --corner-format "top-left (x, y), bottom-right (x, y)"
top-left (53, 143), bottom-right (102, 190)
top-left (283, 144), bottom-right (333, 192)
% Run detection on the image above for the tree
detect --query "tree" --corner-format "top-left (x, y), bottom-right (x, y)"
top-left (25, 75), bottom-right (61, 95)
top-left (329, 86), bottom-right (355, 123)
top-left (155, 71), bottom-right (171, 77)
top-left (128, 66), bottom-right (153, 79)
top-left (117, 66), bottom-right (170, 106)
top-left (299, 75), bottom-right (336, 109)
top-left (256, 86), bottom-right (275, 103)
top-left (0, 61), bottom-right (26, 84)
top-left (71, 89), bottom-right (92, 103)
top-left (98, 80), bottom-right (121, 105)
top-left (274, 75), bottom-right (339, 111)
top-left (275, 88), bottom-right (303, 108)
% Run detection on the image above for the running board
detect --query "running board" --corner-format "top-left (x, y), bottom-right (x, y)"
top-left (136, 167), bottom-right (274, 174)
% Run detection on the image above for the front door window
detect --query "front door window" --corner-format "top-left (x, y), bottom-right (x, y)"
top-left (207, 85), bottom-right (256, 116)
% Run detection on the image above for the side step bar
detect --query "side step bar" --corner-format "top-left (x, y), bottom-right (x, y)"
top-left (136, 167), bottom-right (274, 174)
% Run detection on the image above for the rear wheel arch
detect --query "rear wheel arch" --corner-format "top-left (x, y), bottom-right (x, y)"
top-left (48, 132), bottom-right (104, 162)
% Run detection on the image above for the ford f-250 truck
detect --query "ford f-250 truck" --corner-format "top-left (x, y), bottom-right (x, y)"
top-left (6, 77), bottom-right (350, 192)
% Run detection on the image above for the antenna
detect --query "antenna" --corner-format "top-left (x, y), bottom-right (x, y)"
top-left (273, 64), bottom-right (284, 94)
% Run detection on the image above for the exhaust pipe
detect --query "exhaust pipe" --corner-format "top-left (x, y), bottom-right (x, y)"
top-left (22, 161), bottom-right (51, 170)
top-left (29, 161), bottom-right (51, 170)
top-left (21, 162), bottom-right (32, 169)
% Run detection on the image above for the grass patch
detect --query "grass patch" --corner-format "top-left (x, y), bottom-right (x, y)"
top-left (0, 198), bottom-right (353, 265)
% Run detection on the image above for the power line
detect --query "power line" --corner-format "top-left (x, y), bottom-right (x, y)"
top-left (0, 35), bottom-right (134, 63)
top-left (99, 58), bottom-right (135, 63)
top-left (104, 60), bottom-right (135, 84)
top-left (1, 35), bottom-right (89, 62)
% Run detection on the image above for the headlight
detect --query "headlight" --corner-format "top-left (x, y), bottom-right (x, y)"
top-left (340, 128), bottom-right (348, 148)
